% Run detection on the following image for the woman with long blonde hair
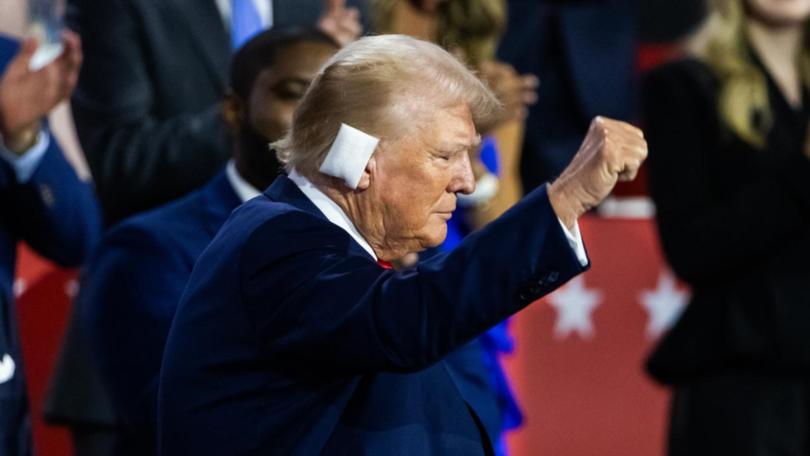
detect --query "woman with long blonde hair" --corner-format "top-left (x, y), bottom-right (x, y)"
top-left (645, 0), bottom-right (810, 454)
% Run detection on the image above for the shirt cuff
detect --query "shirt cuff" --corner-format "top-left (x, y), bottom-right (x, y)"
top-left (558, 217), bottom-right (589, 267)
top-left (0, 129), bottom-right (50, 183)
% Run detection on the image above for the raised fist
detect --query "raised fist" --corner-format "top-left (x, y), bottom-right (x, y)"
top-left (548, 116), bottom-right (648, 228)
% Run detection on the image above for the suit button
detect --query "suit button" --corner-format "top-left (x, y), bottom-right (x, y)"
top-left (39, 184), bottom-right (55, 207)
top-left (548, 271), bottom-right (559, 282)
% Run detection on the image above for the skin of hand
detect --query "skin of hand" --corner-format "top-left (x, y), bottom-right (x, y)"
top-left (0, 30), bottom-right (82, 154)
top-left (478, 60), bottom-right (538, 132)
top-left (318, 0), bottom-right (363, 47)
top-left (548, 116), bottom-right (648, 229)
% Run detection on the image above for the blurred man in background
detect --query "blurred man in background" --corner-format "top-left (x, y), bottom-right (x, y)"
top-left (0, 31), bottom-right (100, 456)
top-left (497, 0), bottom-right (638, 193)
top-left (67, 0), bottom-right (366, 224)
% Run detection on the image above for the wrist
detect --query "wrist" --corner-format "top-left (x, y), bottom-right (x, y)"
top-left (548, 179), bottom-right (584, 230)
top-left (2, 125), bottom-right (39, 155)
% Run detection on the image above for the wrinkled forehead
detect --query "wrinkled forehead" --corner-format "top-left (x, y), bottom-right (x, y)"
top-left (412, 103), bottom-right (480, 151)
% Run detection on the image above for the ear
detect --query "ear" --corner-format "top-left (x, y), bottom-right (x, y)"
top-left (356, 155), bottom-right (375, 191)
top-left (221, 92), bottom-right (244, 136)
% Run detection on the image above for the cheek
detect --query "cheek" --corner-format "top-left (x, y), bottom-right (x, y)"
top-left (381, 175), bottom-right (444, 230)
top-left (250, 102), bottom-right (295, 140)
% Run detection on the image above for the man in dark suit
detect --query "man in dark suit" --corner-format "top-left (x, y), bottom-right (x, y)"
top-left (67, 0), bottom-right (368, 224)
top-left (497, 0), bottom-right (638, 193)
top-left (158, 35), bottom-right (647, 454)
top-left (0, 32), bottom-right (101, 456)
top-left (77, 27), bottom-right (339, 455)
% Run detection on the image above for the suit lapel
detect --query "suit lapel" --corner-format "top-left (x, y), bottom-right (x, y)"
top-left (264, 175), bottom-right (327, 221)
top-left (166, 0), bottom-right (230, 91)
top-left (264, 175), bottom-right (377, 262)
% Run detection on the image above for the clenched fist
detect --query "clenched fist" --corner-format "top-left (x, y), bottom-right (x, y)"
top-left (548, 116), bottom-right (648, 228)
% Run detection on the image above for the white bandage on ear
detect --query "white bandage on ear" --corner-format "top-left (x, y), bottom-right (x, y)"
top-left (319, 123), bottom-right (380, 190)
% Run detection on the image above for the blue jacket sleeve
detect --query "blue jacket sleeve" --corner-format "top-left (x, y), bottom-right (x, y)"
top-left (239, 184), bottom-right (587, 373)
top-left (81, 223), bottom-right (189, 434)
top-left (6, 136), bottom-right (101, 267)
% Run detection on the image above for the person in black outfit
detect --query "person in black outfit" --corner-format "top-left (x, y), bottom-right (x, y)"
top-left (644, 0), bottom-right (810, 454)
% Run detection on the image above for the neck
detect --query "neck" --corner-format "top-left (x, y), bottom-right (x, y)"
top-left (747, 18), bottom-right (804, 106)
top-left (747, 18), bottom-right (803, 65)
top-left (311, 173), bottom-right (404, 261)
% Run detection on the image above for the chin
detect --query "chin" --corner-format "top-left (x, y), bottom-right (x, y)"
top-left (422, 223), bottom-right (448, 249)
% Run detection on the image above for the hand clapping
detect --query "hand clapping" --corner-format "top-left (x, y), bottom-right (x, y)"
top-left (0, 30), bottom-right (82, 154)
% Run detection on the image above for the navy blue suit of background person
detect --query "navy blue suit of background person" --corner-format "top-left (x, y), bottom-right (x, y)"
top-left (158, 174), bottom-right (587, 455)
top-left (498, 0), bottom-right (637, 193)
top-left (0, 36), bottom-right (101, 456)
top-left (78, 171), bottom-right (240, 455)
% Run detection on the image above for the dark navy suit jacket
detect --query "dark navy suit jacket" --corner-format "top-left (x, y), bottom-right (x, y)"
top-left (84, 171), bottom-right (527, 455)
top-left (0, 35), bottom-right (101, 456)
top-left (498, 0), bottom-right (637, 192)
top-left (158, 174), bottom-right (587, 455)
top-left (80, 171), bottom-right (239, 454)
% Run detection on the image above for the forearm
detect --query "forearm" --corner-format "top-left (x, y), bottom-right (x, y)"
top-left (249, 186), bottom-right (586, 372)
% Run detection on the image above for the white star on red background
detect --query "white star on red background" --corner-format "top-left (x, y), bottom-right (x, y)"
top-left (639, 270), bottom-right (689, 339)
top-left (547, 276), bottom-right (602, 340)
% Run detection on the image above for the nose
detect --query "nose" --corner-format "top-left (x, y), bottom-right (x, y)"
top-left (448, 151), bottom-right (476, 195)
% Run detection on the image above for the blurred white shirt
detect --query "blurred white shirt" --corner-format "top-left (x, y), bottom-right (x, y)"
top-left (215, 0), bottom-right (273, 30)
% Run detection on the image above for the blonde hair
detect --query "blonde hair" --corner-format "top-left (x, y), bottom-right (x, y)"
top-left (701, 0), bottom-right (810, 147)
top-left (273, 34), bottom-right (500, 175)
top-left (371, 0), bottom-right (506, 67)
top-left (435, 0), bottom-right (505, 67)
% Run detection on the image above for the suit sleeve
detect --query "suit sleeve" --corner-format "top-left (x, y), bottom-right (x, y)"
top-left (240, 185), bottom-right (587, 374)
top-left (644, 64), bottom-right (810, 286)
top-left (81, 224), bottom-right (189, 433)
top-left (5, 135), bottom-right (101, 267)
top-left (68, 0), bottom-right (229, 222)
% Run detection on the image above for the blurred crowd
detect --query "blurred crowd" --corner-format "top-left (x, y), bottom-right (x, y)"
top-left (1, 0), bottom-right (809, 455)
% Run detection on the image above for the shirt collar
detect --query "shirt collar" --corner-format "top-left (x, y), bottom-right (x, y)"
top-left (287, 169), bottom-right (378, 260)
top-left (225, 160), bottom-right (262, 203)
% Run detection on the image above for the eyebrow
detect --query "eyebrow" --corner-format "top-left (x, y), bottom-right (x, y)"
top-left (441, 134), bottom-right (481, 151)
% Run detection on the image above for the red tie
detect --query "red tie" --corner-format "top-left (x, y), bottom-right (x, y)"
top-left (377, 260), bottom-right (393, 270)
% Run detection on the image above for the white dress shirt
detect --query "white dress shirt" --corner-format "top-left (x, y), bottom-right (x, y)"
top-left (225, 159), bottom-right (262, 202)
top-left (214, 0), bottom-right (274, 31)
top-left (0, 130), bottom-right (50, 183)
top-left (287, 169), bottom-right (589, 266)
